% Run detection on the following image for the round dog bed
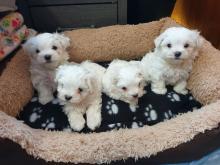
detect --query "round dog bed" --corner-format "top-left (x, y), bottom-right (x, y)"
top-left (0, 17), bottom-right (220, 164)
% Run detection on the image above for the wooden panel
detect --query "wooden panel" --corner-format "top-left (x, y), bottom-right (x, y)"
top-left (172, 0), bottom-right (220, 49)
top-left (30, 4), bottom-right (117, 32)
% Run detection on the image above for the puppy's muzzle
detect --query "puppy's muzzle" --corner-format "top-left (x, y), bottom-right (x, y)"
top-left (65, 95), bottom-right (72, 101)
top-left (44, 54), bottom-right (52, 62)
top-left (174, 51), bottom-right (182, 59)
top-left (132, 94), bottom-right (138, 98)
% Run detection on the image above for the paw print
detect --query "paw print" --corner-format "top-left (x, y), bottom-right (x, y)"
top-left (167, 92), bottom-right (181, 102)
top-left (164, 110), bottom-right (173, 120)
top-left (29, 107), bottom-right (42, 123)
top-left (106, 100), bottom-right (119, 115)
top-left (52, 98), bottom-right (60, 105)
top-left (41, 117), bottom-right (56, 130)
top-left (131, 121), bottom-right (144, 129)
top-left (108, 123), bottom-right (124, 129)
top-left (144, 104), bottom-right (158, 121)
top-left (31, 97), bottom-right (38, 102)
top-left (62, 126), bottom-right (72, 133)
top-left (192, 107), bottom-right (199, 111)
top-left (129, 105), bottom-right (139, 112)
top-left (189, 96), bottom-right (193, 101)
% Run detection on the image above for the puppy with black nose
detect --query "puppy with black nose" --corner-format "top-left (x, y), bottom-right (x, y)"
top-left (55, 61), bottom-right (105, 131)
top-left (23, 33), bottom-right (70, 104)
top-left (103, 59), bottom-right (146, 109)
top-left (141, 27), bottom-right (203, 95)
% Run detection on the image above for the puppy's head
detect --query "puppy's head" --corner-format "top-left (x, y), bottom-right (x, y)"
top-left (23, 33), bottom-right (70, 68)
top-left (55, 65), bottom-right (95, 104)
top-left (154, 27), bottom-right (203, 62)
top-left (113, 61), bottom-right (145, 103)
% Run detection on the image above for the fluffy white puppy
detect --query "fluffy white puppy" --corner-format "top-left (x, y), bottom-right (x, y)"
top-left (102, 59), bottom-right (146, 108)
top-left (55, 61), bottom-right (105, 131)
top-left (23, 33), bottom-right (70, 104)
top-left (141, 27), bottom-right (203, 95)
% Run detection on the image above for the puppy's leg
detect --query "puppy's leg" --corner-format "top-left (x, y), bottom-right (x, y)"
top-left (174, 80), bottom-right (188, 95)
top-left (65, 105), bottom-right (85, 131)
top-left (86, 100), bottom-right (102, 130)
top-left (151, 80), bottom-right (167, 95)
top-left (36, 84), bottom-right (54, 105)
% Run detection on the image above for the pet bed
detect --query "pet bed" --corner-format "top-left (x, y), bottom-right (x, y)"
top-left (1, 17), bottom-right (220, 164)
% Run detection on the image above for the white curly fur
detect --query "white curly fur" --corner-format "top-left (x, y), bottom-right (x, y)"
top-left (55, 61), bottom-right (105, 131)
top-left (102, 59), bottom-right (146, 108)
top-left (141, 27), bottom-right (203, 95)
top-left (23, 33), bottom-right (70, 105)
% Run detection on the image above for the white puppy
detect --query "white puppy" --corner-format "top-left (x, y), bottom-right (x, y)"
top-left (55, 61), bottom-right (105, 131)
top-left (141, 27), bottom-right (203, 95)
top-left (102, 59), bottom-right (146, 108)
top-left (23, 33), bottom-right (70, 104)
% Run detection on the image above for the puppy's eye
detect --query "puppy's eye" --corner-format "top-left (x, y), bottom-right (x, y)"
top-left (78, 88), bottom-right (83, 93)
top-left (167, 43), bottom-right (172, 48)
top-left (122, 87), bottom-right (127, 91)
top-left (52, 45), bottom-right (58, 50)
top-left (36, 49), bottom-right (40, 53)
top-left (184, 43), bottom-right (189, 48)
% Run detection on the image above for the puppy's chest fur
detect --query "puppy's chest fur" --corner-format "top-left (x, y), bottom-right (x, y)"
top-left (30, 64), bottom-right (56, 89)
top-left (162, 61), bottom-right (192, 84)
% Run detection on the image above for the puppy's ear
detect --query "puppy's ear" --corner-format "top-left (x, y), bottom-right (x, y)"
top-left (192, 30), bottom-right (203, 48)
top-left (54, 33), bottom-right (70, 50)
top-left (112, 75), bottom-right (118, 85)
top-left (85, 72), bottom-right (96, 93)
top-left (154, 33), bottom-right (165, 48)
top-left (22, 37), bottom-right (36, 56)
top-left (55, 66), bottom-right (64, 83)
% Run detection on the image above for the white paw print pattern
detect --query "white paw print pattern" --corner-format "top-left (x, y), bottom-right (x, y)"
top-left (189, 96), bottom-right (193, 100)
top-left (144, 104), bottom-right (158, 121)
top-left (41, 117), bottom-right (56, 130)
top-left (167, 92), bottom-right (181, 102)
top-left (52, 98), bottom-right (60, 104)
top-left (131, 121), bottom-right (144, 129)
top-left (164, 110), bottom-right (173, 119)
top-left (108, 123), bottom-right (122, 129)
top-left (129, 105), bottom-right (139, 113)
top-left (106, 100), bottom-right (119, 115)
top-left (31, 97), bottom-right (38, 102)
top-left (29, 107), bottom-right (43, 123)
top-left (63, 126), bottom-right (72, 133)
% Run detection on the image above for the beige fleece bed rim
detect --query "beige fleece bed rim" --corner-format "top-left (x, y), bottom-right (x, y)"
top-left (0, 17), bottom-right (220, 164)
top-left (0, 101), bottom-right (220, 164)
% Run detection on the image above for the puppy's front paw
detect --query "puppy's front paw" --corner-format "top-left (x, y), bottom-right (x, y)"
top-left (39, 94), bottom-right (54, 105)
top-left (87, 112), bottom-right (101, 130)
top-left (152, 87), bottom-right (167, 95)
top-left (174, 87), bottom-right (188, 95)
top-left (69, 115), bottom-right (85, 132)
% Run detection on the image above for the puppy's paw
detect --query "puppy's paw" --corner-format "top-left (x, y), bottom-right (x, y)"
top-left (174, 87), bottom-right (188, 95)
top-left (87, 112), bottom-right (101, 130)
top-left (152, 87), bottom-right (167, 95)
top-left (69, 115), bottom-right (85, 132)
top-left (39, 94), bottom-right (54, 105)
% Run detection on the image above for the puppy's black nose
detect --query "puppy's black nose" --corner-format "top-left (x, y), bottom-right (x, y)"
top-left (65, 95), bottom-right (72, 101)
top-left (132, 94), bottom-right (138, 98)
top-left (174, 51), bottom-right (182, 58)
top-left (44, 54), bottom-right (51, 61)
